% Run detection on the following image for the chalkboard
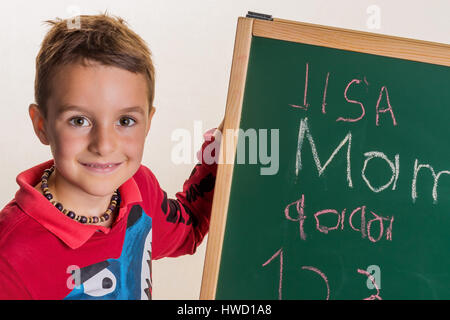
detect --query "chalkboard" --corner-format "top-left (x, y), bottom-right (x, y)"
top-left (201, 17), bottom-right (450, 300)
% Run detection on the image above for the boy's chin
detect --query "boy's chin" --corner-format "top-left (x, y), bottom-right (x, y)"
top-left (77, 171), bottom-right (134, 197)
top-left (80, 183), bottom-right (121, 199)
top-left (74, 173), bottom-right (125, 195)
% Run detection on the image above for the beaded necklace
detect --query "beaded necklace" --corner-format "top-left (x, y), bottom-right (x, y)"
top-left (40, 165), bottom-right (120, 225)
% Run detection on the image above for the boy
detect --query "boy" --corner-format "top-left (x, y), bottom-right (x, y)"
top-left (0, 14), bottom-right (221, 299)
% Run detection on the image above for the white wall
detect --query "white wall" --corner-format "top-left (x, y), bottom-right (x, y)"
top-left (0, 0), bottom-right (448, 300)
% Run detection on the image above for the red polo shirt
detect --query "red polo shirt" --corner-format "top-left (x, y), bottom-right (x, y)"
top-left (0, 131), bottom-right (218, 299)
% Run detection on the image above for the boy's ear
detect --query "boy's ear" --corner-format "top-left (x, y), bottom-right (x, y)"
top-left (145, 106), bottom-right (156, 136)
top-left (29, 104), bottom-right (50, 145)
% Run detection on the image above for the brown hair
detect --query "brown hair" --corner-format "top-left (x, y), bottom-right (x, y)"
top-left (34, 13), bottom-right (155, 118)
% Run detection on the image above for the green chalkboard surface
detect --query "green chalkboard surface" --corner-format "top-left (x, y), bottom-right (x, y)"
top-left (202, 18), bottom-right (450, 300)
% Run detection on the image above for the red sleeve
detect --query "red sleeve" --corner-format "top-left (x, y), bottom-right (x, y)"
top-left (0, 256), bottom-right (32, 300)
top-left (137, 128), bottom-right (220, 260)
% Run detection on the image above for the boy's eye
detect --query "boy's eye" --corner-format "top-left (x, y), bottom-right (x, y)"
top-left (69, 116), bottom-right (90, 127)
top-left (118, 117), bottom-right (136, 127)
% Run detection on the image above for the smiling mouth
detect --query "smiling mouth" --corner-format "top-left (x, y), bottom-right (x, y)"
top-left (80, 162), bottom-right (122, 172)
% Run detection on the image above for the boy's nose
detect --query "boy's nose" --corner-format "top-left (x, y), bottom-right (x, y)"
top-left (88, 124), bottom-right (116, 156)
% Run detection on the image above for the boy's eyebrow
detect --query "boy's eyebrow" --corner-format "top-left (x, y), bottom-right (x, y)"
top-left (120, 106), bottom-right (146, 115)
top-left (57, 104), bottom-right (146, 116)
top-left (57, 104), bottom-right (87, 115)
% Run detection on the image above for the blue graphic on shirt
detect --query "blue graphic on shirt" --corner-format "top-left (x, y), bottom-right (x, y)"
top-left (64, 205), bottom-right (152, 300)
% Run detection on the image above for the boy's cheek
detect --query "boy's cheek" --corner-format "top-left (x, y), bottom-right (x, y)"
top-left (123, 141), bottom-right (146, 162)
top-left (122, 131), bottom-right (147, 149)
top-left (50, 134), bottom-right (85, 159)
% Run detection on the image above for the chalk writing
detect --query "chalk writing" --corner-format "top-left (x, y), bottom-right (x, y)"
top-left (289, 62), bottom-right (309, 110)
top-left (337, 79), bottom-right (365, 122)
top-left (262, 248), bottom-right (283, 300)
top-left (295, 117), bottom-right (450, 204)
top-left (301, 266), bottom-right (330, 300)
top-left (289, 64), bottom-right (397, 126)
top-left (412, 159), bottom-right (450, 204)
top-left (314, 209), bottom-right (341, 234)
top-left (361, 152), bottom-right (399, 193)
top-left (296, 117), bottom-right (353, 187)
top-left (365, 265), bottom-right (381, 290)
top-left (321, 72), bottom-right (330, 114)
top-left (357, 269), bottom-right (382, 300)
top-left (375, 86), bottom-right (397, 126)
top-left (284, 195), bottom-right (307, 240)
top-left (285, 194), bottom-right (394, 242)
top-left (255, 59), bottom-right (450, 301)
top-left (263, 248), bottom-right (383, 300)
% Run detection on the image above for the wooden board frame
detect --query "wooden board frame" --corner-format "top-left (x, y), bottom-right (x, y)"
top-left (199, 16), bottom-right (450, 300)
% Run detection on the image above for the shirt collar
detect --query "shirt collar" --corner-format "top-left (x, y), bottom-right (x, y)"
top-left (15, 160), bottom-right (143, 249)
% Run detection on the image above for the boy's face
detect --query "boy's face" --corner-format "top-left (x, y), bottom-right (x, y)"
top-left (29, 60), bottom-right (155, 198)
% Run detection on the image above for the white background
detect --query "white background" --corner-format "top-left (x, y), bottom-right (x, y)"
top-left (0, 0), bottom-right (448, 299)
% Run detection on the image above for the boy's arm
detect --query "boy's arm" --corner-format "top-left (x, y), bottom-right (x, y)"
top-left (139, 127), bottom-right (222, 260)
